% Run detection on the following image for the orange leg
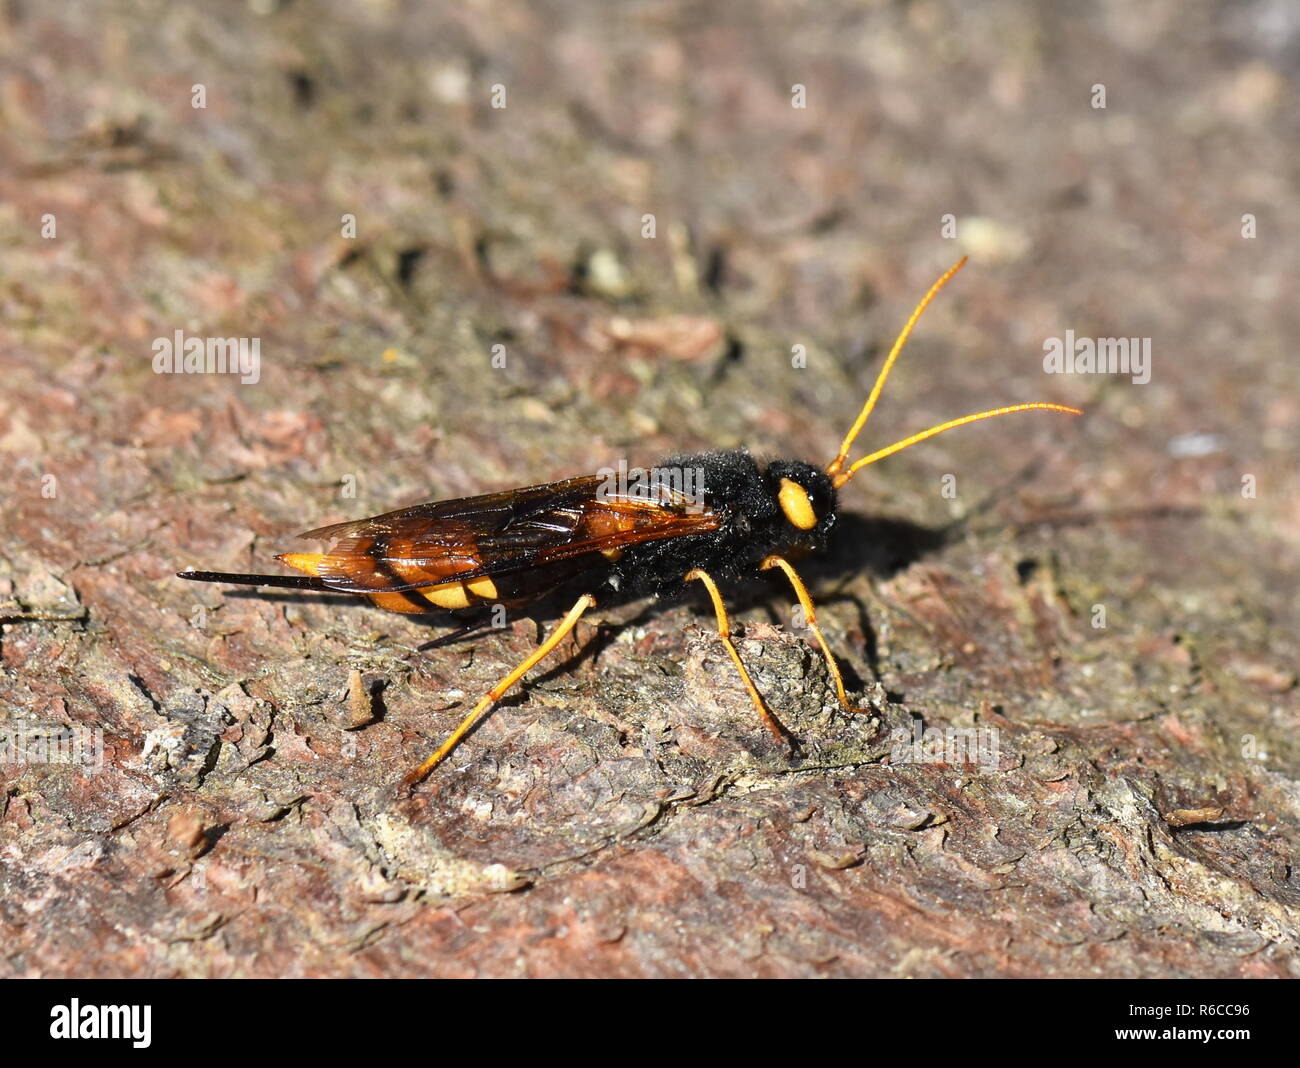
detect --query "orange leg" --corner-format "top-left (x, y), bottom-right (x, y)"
top-left (404, 593), bottom-right (597, 785)
top-left (685, 568), bottom-right (789, 745)
top-left (761, 555), bottom-right (871, 716)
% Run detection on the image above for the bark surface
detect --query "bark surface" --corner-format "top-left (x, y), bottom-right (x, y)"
top-left (1, 1), bottom-right (1296, 977)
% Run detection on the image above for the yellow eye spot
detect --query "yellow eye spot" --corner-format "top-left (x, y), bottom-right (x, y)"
top-left (778, 478), bottom-right (817, 530)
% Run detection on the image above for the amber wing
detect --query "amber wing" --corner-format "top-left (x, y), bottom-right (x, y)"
top-left (276, 474), bottom-right (719, 613)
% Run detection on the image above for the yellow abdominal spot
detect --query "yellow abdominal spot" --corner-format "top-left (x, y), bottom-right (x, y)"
top-left (778, 478), bottom-right (817, 530)
top-left (279, 552), bottom-right (325, 576)
top-left (419, 575), bottom-right (499, 609)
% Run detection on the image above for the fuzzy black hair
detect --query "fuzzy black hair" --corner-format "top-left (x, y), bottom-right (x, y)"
top-left (608, 449), bottom-right (838, 595)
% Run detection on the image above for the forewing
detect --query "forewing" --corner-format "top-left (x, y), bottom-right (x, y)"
top-left (289, 475), bottom-right (719, 596)
top-left (298, 476), bottom-right (601, 542)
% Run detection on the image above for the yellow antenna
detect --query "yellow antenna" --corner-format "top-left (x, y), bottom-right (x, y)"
top-left (826, 258), bottom-right (1082, 491)
top-left (826, 257), bottom-right (969, 478)
top-left (831, 402), bottom-right (1082, 489)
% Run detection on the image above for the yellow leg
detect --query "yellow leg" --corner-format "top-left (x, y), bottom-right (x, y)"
top-left (685, 568), bottom-right (789, 745)
top-left (761, 555), bottom-right (871, 716)
top-left (404, 593), bottom-right (597, 785)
